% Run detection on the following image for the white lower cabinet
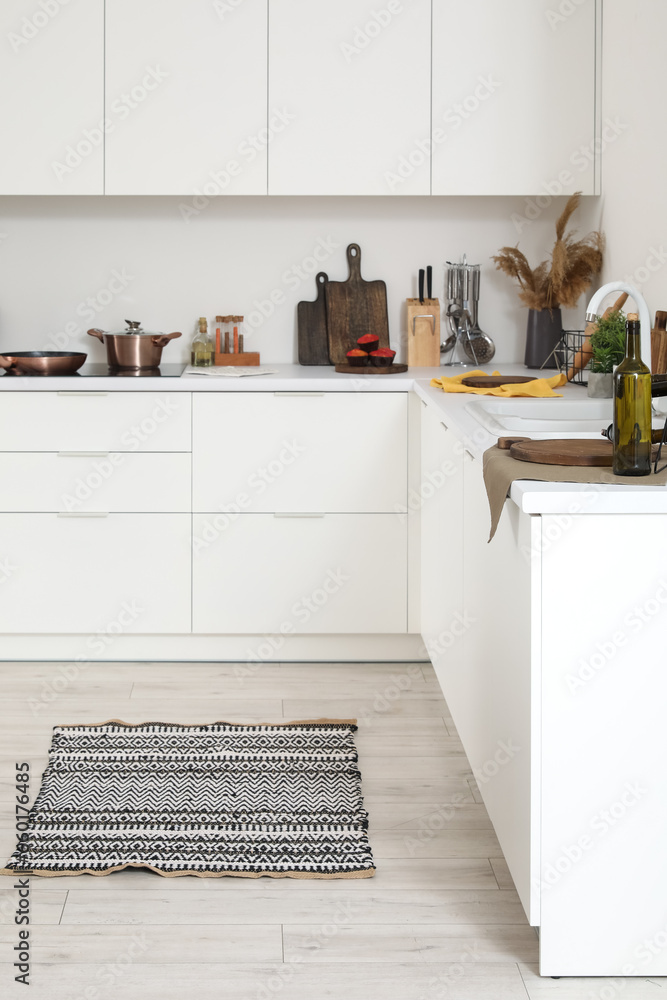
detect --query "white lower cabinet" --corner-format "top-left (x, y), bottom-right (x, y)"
top-left (0, 453), bottom-right (190, 513)
top-left (193, 392), bottom-right (407, 513)
top-left (0, 513), bottom-right (191, 634)
top-left (419, 401), bottom-right (464, 662)
top-left (460, 454), bottom-right (540, 926)
top-left (193, 513), bottom-right (407, 635)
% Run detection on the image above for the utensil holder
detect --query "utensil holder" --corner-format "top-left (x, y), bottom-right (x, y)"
top-left (406, 298), bottom-right (441, 367)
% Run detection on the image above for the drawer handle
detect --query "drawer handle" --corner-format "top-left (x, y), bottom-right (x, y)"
top-left (440, 420), bottom-right (449, 431)
top-left (57, 511), bottom-right (109, 518)
top-left (273, 512), bottom-right (325, 518)
top-left (57, 391), bottom-right (108, 397)
top-left (273, 392), bottom-right (325, 397)
top-left (58, 451), bottom-right (110, 458)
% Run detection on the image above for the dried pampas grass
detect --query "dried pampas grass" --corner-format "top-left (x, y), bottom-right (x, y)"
top-left (493, 193), bottom-right (604, 310)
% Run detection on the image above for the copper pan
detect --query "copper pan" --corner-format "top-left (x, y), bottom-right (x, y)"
top-left (0, 351), bottom-right (87, 375)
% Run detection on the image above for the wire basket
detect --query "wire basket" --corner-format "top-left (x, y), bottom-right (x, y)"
top-left (550, 329), bottom-right (588, 386)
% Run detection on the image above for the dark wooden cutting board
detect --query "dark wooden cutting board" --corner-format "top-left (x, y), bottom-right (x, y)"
top-left (325, 244), bottom-right (390, 365)
top-left (462, 375), bottom-right (537, 388)
top-left (297, 272), bottom-right (330, 365)
top-left (498, 436), bottom-right (613, 466)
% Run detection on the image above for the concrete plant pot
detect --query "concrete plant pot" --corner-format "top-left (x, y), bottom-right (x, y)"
top-left (587, 372), bottom-right (613, 398)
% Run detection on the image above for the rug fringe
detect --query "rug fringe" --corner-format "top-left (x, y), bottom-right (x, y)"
top-left (0, 863), bottom-right (376, 880)
top-left (55, 718), bottom-right (358, 729)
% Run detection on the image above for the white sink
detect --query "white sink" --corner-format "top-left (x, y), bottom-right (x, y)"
top-left (465, 397), bottom-right (613, 439)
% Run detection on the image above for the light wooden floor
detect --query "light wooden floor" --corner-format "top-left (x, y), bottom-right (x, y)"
top-left (0, 660), bottom-right (664, 999)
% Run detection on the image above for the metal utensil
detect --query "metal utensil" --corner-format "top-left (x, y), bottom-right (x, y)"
top-left (0, 351), bottom-right (87, 376)
top-left (462, 267), bottom-right (495, 363)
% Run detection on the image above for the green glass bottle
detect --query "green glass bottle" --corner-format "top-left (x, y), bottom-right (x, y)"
top-left (613, 313), bottom-right (652, 476)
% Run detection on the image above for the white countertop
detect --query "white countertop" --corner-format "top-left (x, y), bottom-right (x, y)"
top-left (3, 359), bottom-right (666, 513)
top-left (0, 363), bottom-right (439, 393)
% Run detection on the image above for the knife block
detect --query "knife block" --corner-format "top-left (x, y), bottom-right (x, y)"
top-left (406, 298), bottom-right (441, 367)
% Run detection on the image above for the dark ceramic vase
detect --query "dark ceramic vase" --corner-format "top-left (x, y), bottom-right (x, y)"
top-left (524, 307), bottom-right (563, 370)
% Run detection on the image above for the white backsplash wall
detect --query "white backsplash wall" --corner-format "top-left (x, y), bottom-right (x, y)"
top-left (0, 194), bottom-right (601, 365)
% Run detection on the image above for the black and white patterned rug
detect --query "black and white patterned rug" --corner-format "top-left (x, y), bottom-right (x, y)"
top-left (1, 720), bottom-right (375, 879)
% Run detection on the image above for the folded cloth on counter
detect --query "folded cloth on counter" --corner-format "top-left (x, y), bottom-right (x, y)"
top-left (430, 369), bottom-right (566, 397)
top-left (483, 445), bottom-right (667, 540)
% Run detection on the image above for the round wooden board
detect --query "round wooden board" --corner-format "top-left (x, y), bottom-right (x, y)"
top-left (461, 375), bottom-right (537, 388)
top-left (507, 438), bottom-right (613, 466)
top-left (334, 363), bottom-right (408, 375)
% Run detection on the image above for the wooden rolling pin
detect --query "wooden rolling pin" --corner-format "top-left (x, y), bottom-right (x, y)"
top-left (651, 310), bottom-right (667, 374)
top-left (566, 292), bottom-right (628, 381)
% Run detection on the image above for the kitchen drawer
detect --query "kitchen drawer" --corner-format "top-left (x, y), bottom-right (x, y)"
top-left (193, 393), bottom-right (407, 512)
top-left (0, 392), bottom-right (191, 452)
top-left (0, 514), bottom-right (191, 634)
top-left (0, 454), bottom-right (191, 513)
top-left (192, 513), bottom-right (407, 634)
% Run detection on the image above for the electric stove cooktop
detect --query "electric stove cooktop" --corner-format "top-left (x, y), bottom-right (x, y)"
top-left (1, 364), bottom-right (187, 378)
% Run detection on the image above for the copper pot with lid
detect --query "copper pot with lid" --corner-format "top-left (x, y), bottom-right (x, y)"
top-left (87, 321), bottom-right (182, 370)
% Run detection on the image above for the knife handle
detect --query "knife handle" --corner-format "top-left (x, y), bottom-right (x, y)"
top-left (418, 269), bottom-right (425, 304)
top-left (426, 265), bottom-right (432, 300)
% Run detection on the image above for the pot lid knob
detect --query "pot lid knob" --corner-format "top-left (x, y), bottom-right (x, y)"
top-left (125, 320), bottom-right (143, 333)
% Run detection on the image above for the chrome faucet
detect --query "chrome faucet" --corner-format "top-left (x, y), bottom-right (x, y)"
top-left (585, 281), bottom-right (651, 366)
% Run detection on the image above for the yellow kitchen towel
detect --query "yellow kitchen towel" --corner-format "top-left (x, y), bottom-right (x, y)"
top-left (430, 370), bottom-right (566, 397)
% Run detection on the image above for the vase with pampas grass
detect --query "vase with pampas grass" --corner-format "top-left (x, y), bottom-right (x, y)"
top-left (493, 193), bottom-right (605, 368)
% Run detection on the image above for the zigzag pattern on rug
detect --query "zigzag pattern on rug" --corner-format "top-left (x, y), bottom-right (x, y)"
top-left (1, 721), bottom-right (375, 879)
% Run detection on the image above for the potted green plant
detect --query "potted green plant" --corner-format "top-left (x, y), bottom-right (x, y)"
top-left (587, 309), bottom-right (626, 397)
top-left (493, 193), bottom-right (605, 369)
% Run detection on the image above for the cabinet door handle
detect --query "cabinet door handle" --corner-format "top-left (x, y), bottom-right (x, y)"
top-left (57, 451), bottom-right (110, 458)
top-left (57, 511), bottom-right (109, 518)
top-left (463, 449), bottom-right (474, 461)
top-left (440, 420), bottom-right (449, 431)
top-left (273, 392), bottom-right (325, 397)
top-left (273, 512), bottom-right (325, 518)
top-left (57, 391), bottom-right (108, 397)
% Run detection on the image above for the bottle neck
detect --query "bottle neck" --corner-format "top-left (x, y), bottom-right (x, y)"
top-left (625, 323), bottom-right (642, 361)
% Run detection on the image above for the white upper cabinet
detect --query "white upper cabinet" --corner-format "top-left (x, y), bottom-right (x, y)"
top-left (104, 0), bottom-right (268, 195)
top-left (268, 0), bottom-right (432, 195)
top-left (431, 0), bottom-right (599, 196)
top-left (0, 0), bottom-right (104, 194)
